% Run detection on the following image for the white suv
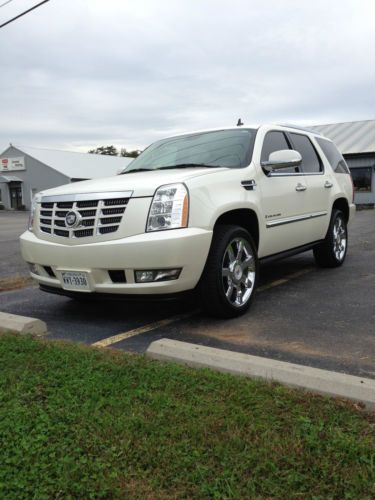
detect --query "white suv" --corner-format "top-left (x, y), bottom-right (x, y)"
top-left (20, 124), bottom-right (355, 317)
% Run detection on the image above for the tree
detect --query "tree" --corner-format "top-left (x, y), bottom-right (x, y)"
top-left (120, 148), bottom-right (141, 158)
top-left (87, 145), bottom-right (142, 157)
top-left (88, 145), bottom-right (118, 156)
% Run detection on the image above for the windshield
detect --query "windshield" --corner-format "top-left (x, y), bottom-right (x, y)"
top-left (122, 128), bottom-right (257, 173)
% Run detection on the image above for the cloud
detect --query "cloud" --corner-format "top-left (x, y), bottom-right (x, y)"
top-left (0, 0), bottom-right (374, 152)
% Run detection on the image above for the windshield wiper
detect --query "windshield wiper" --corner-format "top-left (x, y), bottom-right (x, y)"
top-left (158, 163), bottom-right (222, 170)
top-left (122, 168), bottom-right (152, 174)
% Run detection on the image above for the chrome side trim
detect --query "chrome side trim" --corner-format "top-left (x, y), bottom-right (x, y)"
top-left (266, 211), bottom-right (327, 228)
top-left (268, 171), bottom-right (324, 177)
top-left (41, 191), bottom-right (133, 203)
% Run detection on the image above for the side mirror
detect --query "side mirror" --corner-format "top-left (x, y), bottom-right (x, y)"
top-left (261, 149), bottom-right (302, 172)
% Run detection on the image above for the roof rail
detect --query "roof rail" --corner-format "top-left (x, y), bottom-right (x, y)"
top-left (277, 123), bottom-right (324, 136)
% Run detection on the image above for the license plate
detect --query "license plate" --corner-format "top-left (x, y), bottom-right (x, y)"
top-left (61, 271), bottom-right (90, 291)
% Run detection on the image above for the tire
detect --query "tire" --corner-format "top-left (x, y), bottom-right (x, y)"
top-left (313, 209), bottom-right (348, 268)
top-left (198, 225), bottom-right (258, 318)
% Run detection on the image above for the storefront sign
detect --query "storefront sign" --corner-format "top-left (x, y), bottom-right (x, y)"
top-left (0, 157), bottom-right (25, 172)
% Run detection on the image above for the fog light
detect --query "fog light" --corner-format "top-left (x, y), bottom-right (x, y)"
top-left (135, 271), bottom-right (155, 283)
top-left (135, 268), bottom-right (181, 283)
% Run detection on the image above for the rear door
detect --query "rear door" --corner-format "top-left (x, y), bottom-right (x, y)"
top-left (255, 130), bottom-right (309, 257)
top-left (288, 132), bottom-right (331, 242)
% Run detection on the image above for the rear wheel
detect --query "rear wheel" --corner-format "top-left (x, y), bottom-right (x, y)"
top-left (198, 225), bottom-right (258, 318)
top-left (313, 209), bottom-right (348, 267)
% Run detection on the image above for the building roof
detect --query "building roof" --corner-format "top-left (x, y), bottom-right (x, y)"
top-left (5, 145), bottom-right (133, 179)
top-left (310, 119), bottom-right (375, 155)
top-left (0, 175), bottom-right (23, 183)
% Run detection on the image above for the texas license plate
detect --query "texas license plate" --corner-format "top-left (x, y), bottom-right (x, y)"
top-left (61, 271), bottom-right (90, 291)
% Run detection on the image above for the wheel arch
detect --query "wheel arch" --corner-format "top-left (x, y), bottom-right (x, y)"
top-left (332, 197), bottom-right (349, 222)
top-left (213, 208), bottom-right (260, 250)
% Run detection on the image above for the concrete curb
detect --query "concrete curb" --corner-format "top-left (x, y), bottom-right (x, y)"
top-left (0, 312), bottom-right (47, 336)
top-left (147, 339), bottom-right (375, 410)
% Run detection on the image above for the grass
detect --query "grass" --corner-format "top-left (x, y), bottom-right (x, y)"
top-left (0, 334), bottom-right (374, 499)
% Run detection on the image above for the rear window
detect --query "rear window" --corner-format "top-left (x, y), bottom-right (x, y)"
top-left (316, 138), bottom-right (350, 174)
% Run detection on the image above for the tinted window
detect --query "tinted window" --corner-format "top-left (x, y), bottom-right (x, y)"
top-left (261, 131), bottom-right (297, 174)
top-left (290, 133), bottom-right (322, 173)
top-left (261, 131), bottom-right (290, 162)
top-left (123, 129), bottom-right (256, 172)
top-left (316, 138), bottom-right (350, 174)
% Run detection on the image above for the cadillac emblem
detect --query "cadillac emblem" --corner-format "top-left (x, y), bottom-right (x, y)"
top-left (65, 210), bottom-right (81, 228)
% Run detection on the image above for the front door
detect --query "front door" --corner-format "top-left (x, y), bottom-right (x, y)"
top-left (9, 183), bottom-right (23, 209)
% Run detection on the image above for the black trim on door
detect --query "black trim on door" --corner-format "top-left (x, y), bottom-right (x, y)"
top-left (259, 240), bottom-right (322, 264)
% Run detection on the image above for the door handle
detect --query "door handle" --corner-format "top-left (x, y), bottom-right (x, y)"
top-left (295, 183), bottom-right (307, 192)
top-left (241, 179), bottom-right (256, 191)
top-left (324, 181), bottom-right (333, 188)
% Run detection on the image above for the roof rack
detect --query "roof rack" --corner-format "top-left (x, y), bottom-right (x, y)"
top-left (277, 123), bottom-right (324, 136)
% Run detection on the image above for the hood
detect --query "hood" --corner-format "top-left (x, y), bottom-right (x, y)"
top-left (38, 167), bottom-right (226, 198)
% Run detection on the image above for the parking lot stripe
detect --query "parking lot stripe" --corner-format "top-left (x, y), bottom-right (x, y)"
top-left (92, 267), bottom-right (315, 348)
top-left (92, 312), bottom-right (196, 348)
top-left (257, 267), bottom-right (314, 292)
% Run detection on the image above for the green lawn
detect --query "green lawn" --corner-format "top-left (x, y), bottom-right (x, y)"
top-left (0, 334), bottom-right (374, 498)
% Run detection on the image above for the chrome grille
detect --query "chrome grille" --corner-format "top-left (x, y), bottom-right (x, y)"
top-left (39, 191), bottom-right (132, 239)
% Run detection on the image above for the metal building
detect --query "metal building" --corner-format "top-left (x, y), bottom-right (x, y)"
top-left (0, 145), bottom-right (132, 210)
top-left (311, 120), bottom-right (375, 206)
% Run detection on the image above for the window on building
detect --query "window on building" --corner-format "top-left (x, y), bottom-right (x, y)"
top-left (316, 138), bottom-right (350, 174)
top-left (350, 167), bottom-right (372, 192)
top-left (290, 133), bottom-right (322, 173)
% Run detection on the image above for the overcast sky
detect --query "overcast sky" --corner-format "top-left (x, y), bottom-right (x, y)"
top-left (1, 0), bottom-right (374, 153)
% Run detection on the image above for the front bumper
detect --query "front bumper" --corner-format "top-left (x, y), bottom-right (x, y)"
top-left (20, 228), bottom-right (212, 295)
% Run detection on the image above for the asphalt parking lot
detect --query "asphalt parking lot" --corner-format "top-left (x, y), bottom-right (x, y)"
top-left (1, 210), bottom-right (374, 378)
top-left (0, 211), bottom-right (29, 278)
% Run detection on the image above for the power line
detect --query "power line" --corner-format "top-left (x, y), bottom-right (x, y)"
top-left (0, 0), bottom-right (50, 29)
top-left (0, 0), bottom-right (16, 9)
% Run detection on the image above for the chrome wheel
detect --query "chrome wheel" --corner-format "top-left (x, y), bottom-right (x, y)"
top-left (222, 237), bottom-right (256, 308)
top-left (333, 216), bottom-right (347, 261)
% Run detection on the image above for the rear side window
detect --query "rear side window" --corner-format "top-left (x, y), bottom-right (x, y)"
top-left (261, 131), bottom-right (297, 174)
top-left (316, 138), bottom-right (350, 174)
top-left (290, 133), bottom-right (322, 173)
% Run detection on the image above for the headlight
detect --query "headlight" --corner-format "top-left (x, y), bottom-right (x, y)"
top-left (28, 194), bottom-right (42, 231)
top-left (146, 183), bottom-right (189, 232)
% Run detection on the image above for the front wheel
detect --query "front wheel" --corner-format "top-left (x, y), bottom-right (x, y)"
top-left (313, 209), bottom-right (348, 267)
top-left (198, 225), bottom-right (258, 318)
